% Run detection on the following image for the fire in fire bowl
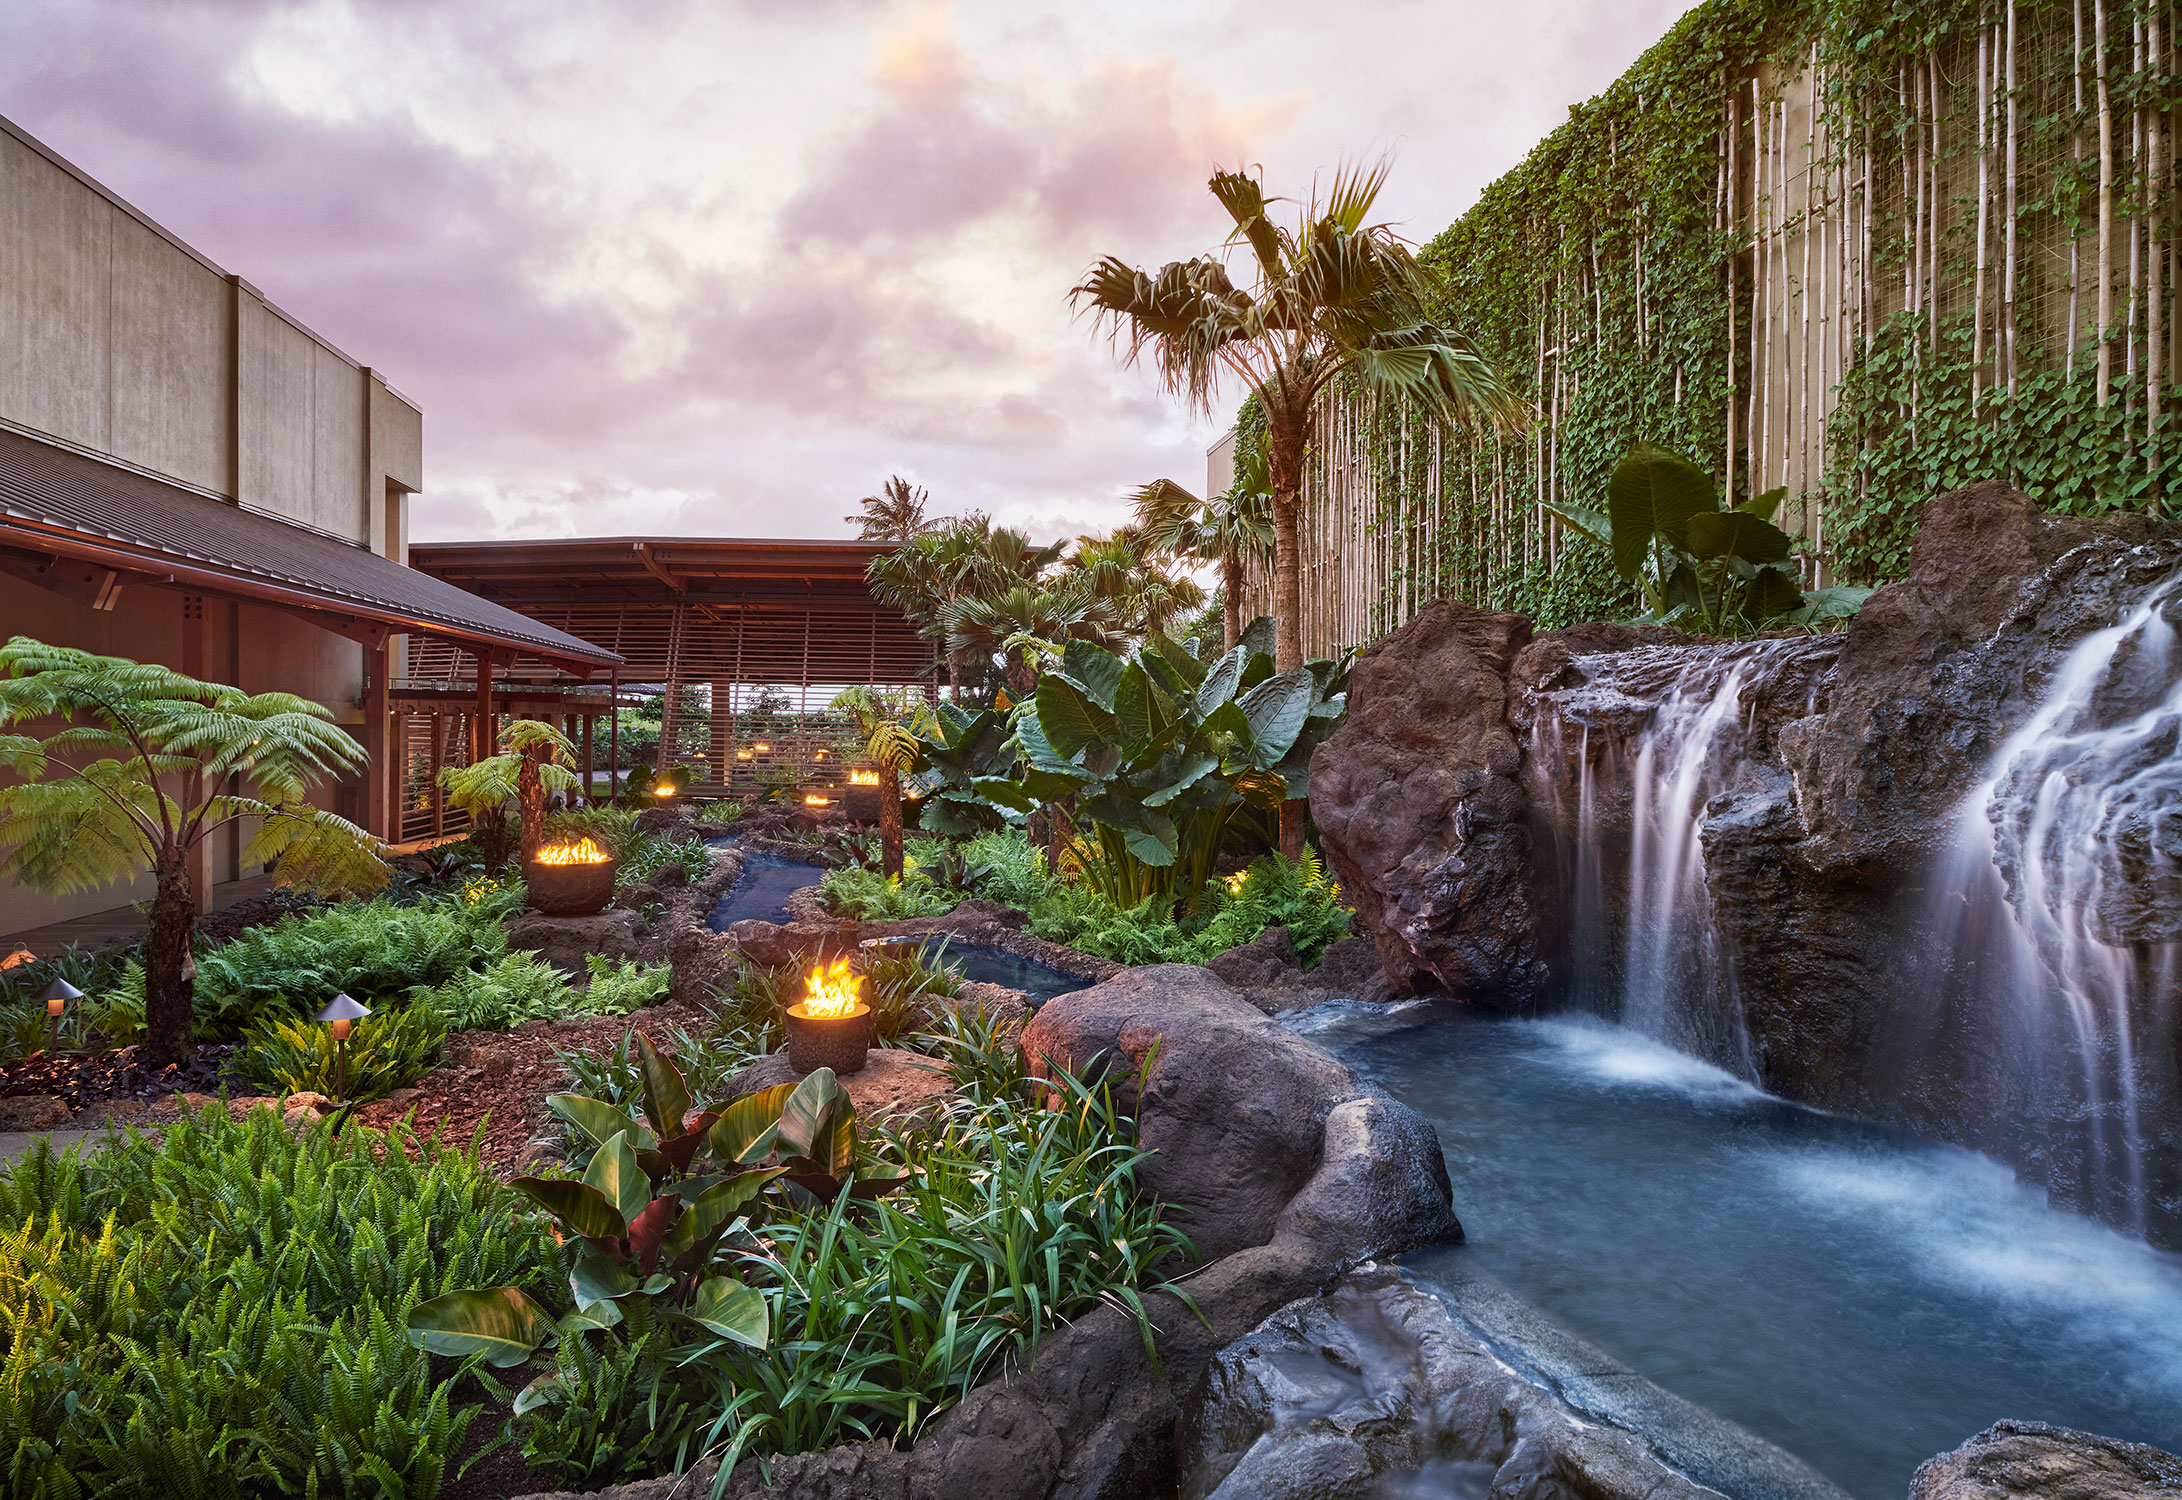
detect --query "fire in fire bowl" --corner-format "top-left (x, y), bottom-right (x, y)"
top-left (785, 958), bottom-right (871, 1074)
top-left (523, 837), bottom-right (620, 916)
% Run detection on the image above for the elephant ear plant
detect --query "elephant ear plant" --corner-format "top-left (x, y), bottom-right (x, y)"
top-left (981, 623), bottom-right (1348, 907)
top-left (406, 1034), bottom-right (909, 1408)
top-left (1543, 443), bottom-right (1873, 634)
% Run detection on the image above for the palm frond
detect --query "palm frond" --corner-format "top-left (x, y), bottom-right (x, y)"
top-left (235, 803), bottom-right (392, 897)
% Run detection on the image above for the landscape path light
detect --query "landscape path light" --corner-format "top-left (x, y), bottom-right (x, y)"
top-left (37, 977), bottom-right (80, 1055)
top-left (315, 993), bottom-right (370, 1101)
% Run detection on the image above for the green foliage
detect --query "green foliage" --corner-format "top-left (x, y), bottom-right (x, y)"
top-left (816, 864), bottom-right (954, 921)
top-left (1029, 850), bottom-right (1352, 968)
top-left (0, 944), bottom-right (130, 1061)
top-left (958, 826), bottom-right (1055, 910)
top-left (581, 954), bottom-right (673, 1014)
top-left (184, 896), bottom-right (507, 1039)
top-left (0, 639), bottom-right (389, 900)
top-left (613, 832), bottom-right (713, 899)
top-left (897, 701), bottom-right (1018, 838)
top-left (685, 1006), bottom-right (1194, 1471)
top-left (1545, 444), bottom-right (1872, 633)
top-left (856, 938), bottom-right (965, 1043)
top-left (417, 950), bottom-right (578, 1032)
top-left (0, 1103), bottom-right (557, 1499)
top-left (233, 1002), bottom-right (450, 1102)
top-left (1308, 0), bottom-right (2180, 632)
top-left (988, 628), bottom-right (1347, 906)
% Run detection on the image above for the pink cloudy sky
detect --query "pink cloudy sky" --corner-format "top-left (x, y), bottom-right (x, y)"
top-left (1, 0), bottom-right (1689, 545)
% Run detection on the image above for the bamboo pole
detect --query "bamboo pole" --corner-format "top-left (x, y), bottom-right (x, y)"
top-left (2005, 2), bottom-right (2020, 392)
top-left (2072, 0), bottom-right (2087, 377)
top-left (1930, 51), bottom-right (1943, 355)
top-left (2098, 0), bottom-right (2115, 405)
top-left (1803, 53), bottom-right (1818, 506)
top-left (1752, 74), bottom-right (1766, 500)
top-left (2150, 5), bottom-right (2166, 468)
top-left (1728, 90), bottom-right (1740, 506)
top-left (1976, 23), bottom-right (1991, 406)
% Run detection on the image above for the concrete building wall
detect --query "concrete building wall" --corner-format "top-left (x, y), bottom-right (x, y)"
top-left (0, 114), bottom-right (424, 936)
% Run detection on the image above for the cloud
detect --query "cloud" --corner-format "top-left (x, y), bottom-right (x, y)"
top-left (0, 0), bottom-right (1694, 544)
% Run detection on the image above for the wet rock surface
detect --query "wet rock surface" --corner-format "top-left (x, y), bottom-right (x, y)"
top-left (1180, 1266), bottom-right (1764, 1500)
top-left (1315, 483), bottom-right (2182, 1239)
top-left (1910, 1420), bottom-right (2182, 1500)
top-left (507, 909), bottom-right (644, 976)
top-left (1308, 598), bottom-right (1540, 1002)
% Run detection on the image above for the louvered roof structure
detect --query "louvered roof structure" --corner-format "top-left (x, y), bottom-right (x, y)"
top-left (407, 536), bottom-right (933, 689)
top-left (0, 426), bottom-right (618, 672)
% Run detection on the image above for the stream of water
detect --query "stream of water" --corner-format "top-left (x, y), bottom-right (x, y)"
top-left (1298, 1000), bottom-right (2182, 1499)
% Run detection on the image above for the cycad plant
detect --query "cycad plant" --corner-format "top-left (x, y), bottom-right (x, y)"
top-left (438, 719), bottom-right (580, 871)
top-left (1074, 161), bottom-right (1526, 854)
top-left (0, 639), bottom-right (388, 1065)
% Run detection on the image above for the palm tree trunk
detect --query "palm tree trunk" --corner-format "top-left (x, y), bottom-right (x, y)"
top-left (1267, 399), bottom-right (1308, 861)
top-left (1221, 554), bottom-right (1243, 651)
top-left (878, 764), bottom-right (904, 878)
top-left (142, 845), bottom-right (197, 1068)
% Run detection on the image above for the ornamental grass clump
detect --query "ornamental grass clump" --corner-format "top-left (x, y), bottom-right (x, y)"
top-left (0, 1103), bottom-right (557, 1499)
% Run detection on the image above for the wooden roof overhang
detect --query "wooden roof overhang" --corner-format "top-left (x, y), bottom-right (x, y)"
top-left (0, 427), bottom-right (620, 674)
top-left (409, 536), bottom-right (934, 686)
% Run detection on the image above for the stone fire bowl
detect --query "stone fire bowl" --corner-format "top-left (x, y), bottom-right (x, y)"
top-left (522, 854), bottom-right (621, 916)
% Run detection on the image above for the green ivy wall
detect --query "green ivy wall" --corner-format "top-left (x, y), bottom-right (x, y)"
top-left (1246, 0), bottom-right (2181, 650)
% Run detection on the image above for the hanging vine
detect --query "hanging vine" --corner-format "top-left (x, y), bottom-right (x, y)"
top-left (1255, 0), bottom-right (2181, 642)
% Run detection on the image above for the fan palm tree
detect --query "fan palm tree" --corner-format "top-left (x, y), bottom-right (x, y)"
top-left (870, 517), bottom-right (1064, 698)
top-left (1073, 161), bottom-right (1526, 852)
top-left (1063, 527), bottom-right (1208, 646)
top-left (831, 687), bottom-right (928, 877)
top-left (943, 582), bottom-right (1095, 700)
top-left (1134, 433), bottom-right (1276, 651)
top-left (438, 719), bottom-right (580, 872)
top-left (847, 476), bottom-right (939, 544)
top-left (0, 639), bottom-right (389, 1065)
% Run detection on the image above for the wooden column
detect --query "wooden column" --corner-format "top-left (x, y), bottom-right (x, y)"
top-left (363, 640), bottom-right (391, 842)
top-left (472, 655), bottom-right (497, 761)
top-left (609, 666), bottom-right (620, 800)
top-left (430, 712), bottom-right (447, 836)
top-left (581, 711), bottom-right (596, 806)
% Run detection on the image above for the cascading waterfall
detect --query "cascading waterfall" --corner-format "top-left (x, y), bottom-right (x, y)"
top-left (1527, 639), bottom-right (1835, 1076)
top-left (1926, 559), bottom-right (2182, 1235)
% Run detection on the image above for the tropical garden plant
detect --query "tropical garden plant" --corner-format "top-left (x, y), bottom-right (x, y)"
top-left (0, 640), bottom-right (389, 1065)
top-left (985, 625), bottom-right (1348, 906)
top-left (831, 686), bottom-right (928, 876)
top-left (845, 475), bottom-right (940, 544)
top-left (1542, 444), bottom-right (1874, 633)
top-left (1134, 432), bottom-right (1276, 652)
top-left (439, 719), bottom-right (582, 871)
top-left (1073, 161), bottom-right (1526, 854)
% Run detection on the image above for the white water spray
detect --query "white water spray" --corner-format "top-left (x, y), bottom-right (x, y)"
top-left (1930, 561), bottom-right (2182, 1234)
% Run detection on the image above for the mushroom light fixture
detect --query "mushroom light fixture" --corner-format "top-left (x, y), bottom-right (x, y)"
top-left (37, 977), bottom-right (80, 1055)
top-left (315, 992), bottom-right (371, 1100)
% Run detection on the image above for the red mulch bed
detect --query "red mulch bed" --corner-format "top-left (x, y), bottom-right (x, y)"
top-left (0, 1042), bottom-right (248, 1113)
top-left (349, 1005), bottom-right (701, 1176)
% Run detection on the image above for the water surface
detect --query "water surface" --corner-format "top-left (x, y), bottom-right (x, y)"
top-left (1295, 1001), bottom-right (2182, 1499)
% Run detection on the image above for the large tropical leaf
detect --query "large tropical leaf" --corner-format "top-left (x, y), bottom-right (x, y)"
top-left (635, 1032), bottom-right (693, 1142)
top-left (1035, 674), bottom-right (1115, 759)
top-left (1059, 640), bottom-right (1126, 710)
top-left (1686, 510), bottom-right (1793, 565)
top-left (710, 1082), bottom-right (796, 1164)
top-left (775, 1068), bottom-right (855, 1175)
top-left (406, 1287), bottom-right (556, 1367)
top-left (547, 1094), bottom-right (655, 1153)
top-left (1539, 499), bottom-right (1615, 549)
top-left (510, 1176), bottom-right (626, 1241)
top-left (1740, 565), bottom-right (1806, 626)
top-left (1606, 445), bottom-right (1718, 580)
top-left (583, 1132), bottom-right (653, 1229)
top-left (684, 1275), bottom-right (769, 1349)
top-left (659, 1166), bottom-right (786, 1263)
top-left (1113, 662), bottom-right (1173, 747)
top-left (1235, 669), bottom-right (1315, 766)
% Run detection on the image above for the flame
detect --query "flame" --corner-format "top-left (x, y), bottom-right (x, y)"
top-left (1224, 871), bottom-right (1248, 894)
top-left (848, 770), bottom-right (880, 786)
top-left (736, 750), bottom-right (753, 760)
top-left (800, 958), bottom-right (863, 1018)
top-left (804, 793), bottom-right (831, 806)
top-left (536, 837), bottom-right (612, 866)
top-left (653, 784), bottom-right (676, 798)
top-left (753, 742), bottom-right (771, 753)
